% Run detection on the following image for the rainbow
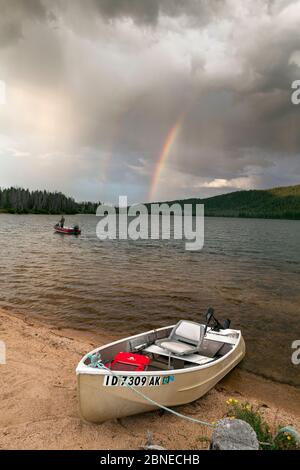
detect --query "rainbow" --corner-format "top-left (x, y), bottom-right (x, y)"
top-left (149, 117), bottom-right (182, 201)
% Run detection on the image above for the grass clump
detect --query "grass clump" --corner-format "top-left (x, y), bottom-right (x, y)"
top-left (273, 430), bottom-right (300, 451)
top-left (225, 399), bottom-right (299, 450)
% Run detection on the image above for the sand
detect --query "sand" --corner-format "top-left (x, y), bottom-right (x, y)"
top-left (0, 308), bottom-right (299, 450)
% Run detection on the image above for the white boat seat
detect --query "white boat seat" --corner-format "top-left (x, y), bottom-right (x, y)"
top-left (155, 320), bottom-right (205, 357)
top-left (143, 344), bottom-right (214, 365)
top-left (158, 340), bottom-right (195, 355)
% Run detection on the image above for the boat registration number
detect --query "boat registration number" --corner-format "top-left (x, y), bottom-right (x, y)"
top-left (103, 375), bottom-right (174, 387)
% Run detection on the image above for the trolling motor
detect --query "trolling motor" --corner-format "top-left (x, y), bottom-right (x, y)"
top-left (204, 307), bottom-right (231, 334)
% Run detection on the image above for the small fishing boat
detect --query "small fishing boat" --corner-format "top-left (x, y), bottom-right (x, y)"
top-left (76, 309), bottom-right (245, 423)
top-left (54, 224), bottom-right (81, 235)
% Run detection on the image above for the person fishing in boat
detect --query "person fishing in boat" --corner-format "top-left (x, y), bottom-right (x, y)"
top-left (59, 215), bottom-right (65, 228)
top-left (54, 218), bottom-right (81, 234)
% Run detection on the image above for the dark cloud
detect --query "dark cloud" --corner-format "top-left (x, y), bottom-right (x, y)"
top-left (0, 0), bottom-right (48, 20)
top-left (0, 0), bottom-right (300, 202)
top-left (93, 0), bottom-right (160, 25)
top-left (92, 0), bottom-right (225, 25)
top-left (0, 0), bottom-right (51, 48)
top-left (0, 20), bottom-right (23, 48)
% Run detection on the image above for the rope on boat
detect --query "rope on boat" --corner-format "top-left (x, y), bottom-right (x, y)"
top-left (90, 359), bottom-right (272, 448)
top-left (96, 361), bottom-right (214, 429)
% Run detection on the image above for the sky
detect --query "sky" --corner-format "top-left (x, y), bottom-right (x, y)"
top-left (0, 0), bottom-right (300, 204)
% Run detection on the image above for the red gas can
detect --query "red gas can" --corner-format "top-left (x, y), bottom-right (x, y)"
top-left (109, 352), bottom-right (150, 372)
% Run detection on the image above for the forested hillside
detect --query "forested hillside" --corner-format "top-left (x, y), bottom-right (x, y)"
top-left (148, 184), bottom-right (300, 220)
top-left (0, 187), bottom-right (99, 214)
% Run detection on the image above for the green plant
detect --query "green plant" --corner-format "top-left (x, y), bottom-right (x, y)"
top-left (225, 399), bottom-right (300, 450)
top-left (195, 434), bottom-right (211, 450)
top-left (196, 435), bottom-right (211, 443)
top-left (273, 430), bottom-right (300, 450)
top-left (226, 399), bottom-right (272, 449)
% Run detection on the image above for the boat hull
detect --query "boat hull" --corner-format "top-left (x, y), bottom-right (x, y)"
top-left (77, 335), bottom-right (245, 423)
top-left (54, 226), bottom-right (81, 235)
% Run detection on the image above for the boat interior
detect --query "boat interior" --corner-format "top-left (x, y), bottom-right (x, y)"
top-left (84, 310), bottom-right (241, 372)
top-left (131, 328), bottom-right (239, 372)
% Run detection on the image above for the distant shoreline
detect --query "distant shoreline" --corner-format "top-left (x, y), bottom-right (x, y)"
top-left (0, 209), bottom-right (95, 215)
top-left (1, 182), bottom-right (300, 219)
top-left (1, 209), bottom-right (300, 221)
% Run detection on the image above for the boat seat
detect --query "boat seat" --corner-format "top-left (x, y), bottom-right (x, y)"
top-left (155, 320), bottom-right (205, 357)
top-left (143, 344), bottom-right (214, 365)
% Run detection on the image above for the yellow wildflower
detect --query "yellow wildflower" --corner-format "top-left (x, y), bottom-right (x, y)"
top-left (287, 435), bottom-right (292, 441)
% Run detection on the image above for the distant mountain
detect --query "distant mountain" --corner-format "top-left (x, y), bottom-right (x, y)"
top-left (0, 187), bottom-right (100, 214)
top-left (147, 184), bottom-right (300, 220)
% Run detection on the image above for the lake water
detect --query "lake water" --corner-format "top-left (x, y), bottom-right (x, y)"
top-left (0, 213), bottom-right (299, 386)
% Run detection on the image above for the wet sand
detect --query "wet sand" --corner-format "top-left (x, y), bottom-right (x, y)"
top-left (0, 308), bottom-right (299, 450)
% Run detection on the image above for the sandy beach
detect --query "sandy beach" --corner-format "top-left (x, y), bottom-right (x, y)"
top-left (0, 308), bottom-right (299, 450)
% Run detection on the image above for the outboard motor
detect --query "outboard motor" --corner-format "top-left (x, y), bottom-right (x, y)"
top-left (204, 307), bottom-right (214, 336)
top-left (222, 318), bottom-right (231, 330)
top-left (204, 307), bottom-right (231, 333)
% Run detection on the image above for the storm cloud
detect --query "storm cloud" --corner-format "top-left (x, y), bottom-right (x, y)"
top-left (0, 0), bottom-right (300, 202)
